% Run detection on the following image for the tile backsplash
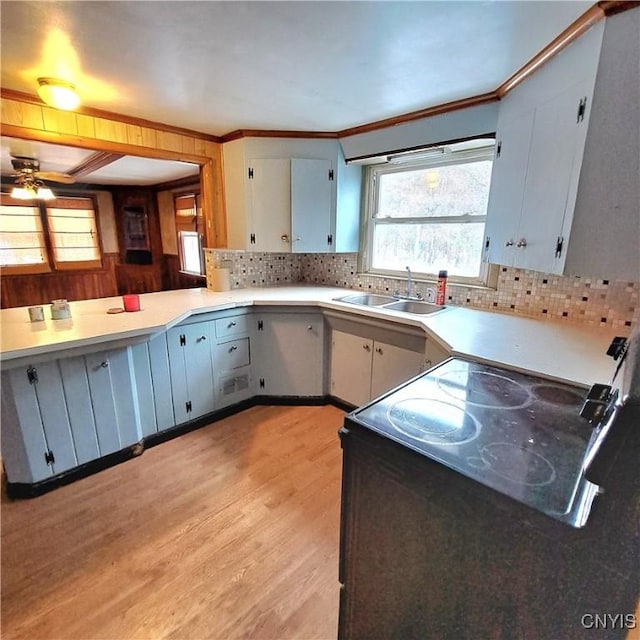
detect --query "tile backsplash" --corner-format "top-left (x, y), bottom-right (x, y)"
top-left (206, 249), bottom-right (637, 330)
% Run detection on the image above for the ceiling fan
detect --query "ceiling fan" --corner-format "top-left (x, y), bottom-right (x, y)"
top-left (10, 156), bottom-right (75, 184)
top-left (8, 155), bottom-right (75, 200)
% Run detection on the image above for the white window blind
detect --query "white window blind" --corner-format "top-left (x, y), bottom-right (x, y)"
top-left (0, 194), bottom-right (50, 273)
top-left (45, 197), bottom-right (101, 269)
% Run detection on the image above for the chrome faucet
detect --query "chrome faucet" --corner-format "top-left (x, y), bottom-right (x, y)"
top-left (393, 266), bottom-right (423, 300)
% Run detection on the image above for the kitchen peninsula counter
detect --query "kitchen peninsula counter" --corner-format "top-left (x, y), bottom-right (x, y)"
top-left (0, 286), bottom-right (624, 387)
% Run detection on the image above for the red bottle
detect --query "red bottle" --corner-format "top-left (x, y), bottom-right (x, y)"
top-left (436, 270), bottom-right (448, 305)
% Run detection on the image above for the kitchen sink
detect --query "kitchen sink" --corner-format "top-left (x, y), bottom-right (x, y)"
top-left (334, 294), bottom-right (397, 306)
top-left (382, 300), bottom-right (446, 315)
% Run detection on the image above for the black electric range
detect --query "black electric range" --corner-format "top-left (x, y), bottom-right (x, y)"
top-left (349, 357), bottom-right (605, 527)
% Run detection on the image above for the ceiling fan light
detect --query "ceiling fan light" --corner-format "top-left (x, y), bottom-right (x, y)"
top-left (36, 186), bottom-right (56, 200)
top-left (37, 77), bottom-right (80, 111)
top-left (11, 186), bottom-right (36, 200)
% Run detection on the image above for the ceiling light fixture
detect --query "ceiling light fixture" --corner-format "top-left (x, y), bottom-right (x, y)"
top-left (37, 77), bottom-right (80, 111)
top-left (10, 175), bottom-right (56, 201)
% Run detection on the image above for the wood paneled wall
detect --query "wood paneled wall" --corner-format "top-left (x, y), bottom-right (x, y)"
top-left (163, 254), bottom-right (207, 290)
top-left (1, 93), bottom-right (226, 308)
top-left (0, 254), bottom-right (120, 309)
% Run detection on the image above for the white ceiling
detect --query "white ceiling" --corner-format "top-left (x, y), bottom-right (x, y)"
top-left (0, 137), bottom-right (200, 186)
top-left (0, 1), bottom-right (593, 136)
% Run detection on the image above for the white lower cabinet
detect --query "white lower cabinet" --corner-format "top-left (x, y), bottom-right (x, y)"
top-left (252, 311), bottom-right (325, 396)
top-left (370, 341), bottom-right (427, 401)
top-left (130, 334), bottom-right (176, 437)
top-left (0, 348), bottom-right (141, 484)
top-left (331, 331), bottom-right (425, 407)
top-left (330, 325), bottom-right (447, 407)
top-left (167, 321), bottom-right (215, 423)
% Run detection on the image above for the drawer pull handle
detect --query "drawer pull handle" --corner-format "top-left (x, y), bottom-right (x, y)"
top-left (229, 345), bottom-right (238, 352)
top-left (228, 321), bottom-right (237, 328)
top-left (199, 335), bottom-right (207, 341)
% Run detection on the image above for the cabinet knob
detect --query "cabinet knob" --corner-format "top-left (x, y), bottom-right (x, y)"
top-left (363, 344), bottom-right (370, 351)
top-left (281, 234), bottom-right (290, 243)
top-left (100, 361), bottom-right (109, 368)
top-left (375, 347), bottom-right (383, 354)
top-left (229, 345), bottom-right (238, 352)
top-left (199, 335), bottom-right (207, 341)
top-left (425, 359), bottom-right (432, 369)
top-left (228, 321), bottom-right (237, 328)
top-left (516, 238), bottom-right (528, 248)
top-left (505, 240), bottom-right (514, 247)
top-left (307, 325), bottom-right (313, 330)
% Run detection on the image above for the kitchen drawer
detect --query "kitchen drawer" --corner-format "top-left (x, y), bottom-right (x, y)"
top-left (215, 337), bottom-right (250, 370)
top-left (215, 315), bottom-right (250, 339)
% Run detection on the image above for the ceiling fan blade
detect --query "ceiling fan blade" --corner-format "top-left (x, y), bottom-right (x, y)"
top-left (34, 171), bottom-right (75, 184)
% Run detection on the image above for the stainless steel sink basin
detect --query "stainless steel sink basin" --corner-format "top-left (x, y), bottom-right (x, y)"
top-left (335, 294), bottom-right (397, 306)
top-left (382, 300), bottom-right (446, 315)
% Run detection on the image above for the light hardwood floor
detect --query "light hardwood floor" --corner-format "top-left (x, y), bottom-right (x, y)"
top-left (1, 405), bottom-right (346, 640)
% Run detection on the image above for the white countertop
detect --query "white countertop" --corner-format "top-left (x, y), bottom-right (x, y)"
top-left (0, 286), bottom-right (625, 387)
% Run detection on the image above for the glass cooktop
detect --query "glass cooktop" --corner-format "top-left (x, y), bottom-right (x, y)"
top-left (350, 358), bottom-right (599, 526)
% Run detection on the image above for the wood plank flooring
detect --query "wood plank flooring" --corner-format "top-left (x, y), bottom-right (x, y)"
top-left (1, 405), bottom-right (346, 640)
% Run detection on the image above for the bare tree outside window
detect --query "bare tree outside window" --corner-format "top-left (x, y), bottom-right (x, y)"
top-left (365, 144), bottom-right (494, 283)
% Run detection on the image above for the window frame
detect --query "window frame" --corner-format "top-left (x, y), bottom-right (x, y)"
top-left (360, 145), bottom-right (496, 288)
top-left (173, 190), bottom-right (205, 277)
top-left (0, 190), bottom-right (103, 275)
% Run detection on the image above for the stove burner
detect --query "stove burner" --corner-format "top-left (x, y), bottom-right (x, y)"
top-left (387, 398), bottom-right (480, 445)
top-left (468, 443), bottom-right (556, 486)
top-left (531, 384), bottom-right (585, 406)
top-left (436, 370), bottom-right (532, 409)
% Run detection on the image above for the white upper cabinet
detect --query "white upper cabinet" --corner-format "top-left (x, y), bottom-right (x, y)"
top-left (485, 12), bottom-right (639, 280)
top-left (249, 158), bottom-right (292, 251)
top-left (291, 158), bottom-right (333, 252)
top-left (223, 137), bottom-right (361, 253)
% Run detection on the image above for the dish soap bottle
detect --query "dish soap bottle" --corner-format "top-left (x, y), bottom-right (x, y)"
top-left (436, 270), bottom-right (448, 305)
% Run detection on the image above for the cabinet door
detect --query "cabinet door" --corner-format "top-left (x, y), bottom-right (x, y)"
top-left (516, 80), bottom-right (592, 273)
top-left (253, 313), bottom-right (324, 396)
top-left (248, 158), bottom-right (291, 251)
top-left (167, 323), bottom-right (215, 423)
top-left (330, 330), bottom-right (373, 407)
top-left (1, 366), bottom-right (77, 482)
top-left (85, 349), bottom-right (141, 454)
top-left (130, 335), bottom-right (176, 437)
top-left (370, 342), bottom-right (424, 401)
top-left (484, 107), bottom-right (535, 266)
top-left (291, 158), bottom-right (333, 253)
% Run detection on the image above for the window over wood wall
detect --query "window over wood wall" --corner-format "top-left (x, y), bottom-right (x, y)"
top-left (174, 192), bottom-right (205, 276)
top-left (0, 193), bottom-right (102, 275)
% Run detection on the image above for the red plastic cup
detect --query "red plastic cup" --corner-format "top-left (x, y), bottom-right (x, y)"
top-left (122, 294), bottom-right (140, 312)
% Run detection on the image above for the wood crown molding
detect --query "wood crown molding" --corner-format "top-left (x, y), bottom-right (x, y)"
top-left (0, 88), bottom-right (222, 143)
top-left (3, 2), bottom-right (638, 144)
top-left (598, 1), bottom-right (640, 16)
top-left (496, 4), bottom-right (605, 98)
top-left (221, 129), bottom-right (338, 143)
top-left (337, 92), bottom-right (499, 139)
